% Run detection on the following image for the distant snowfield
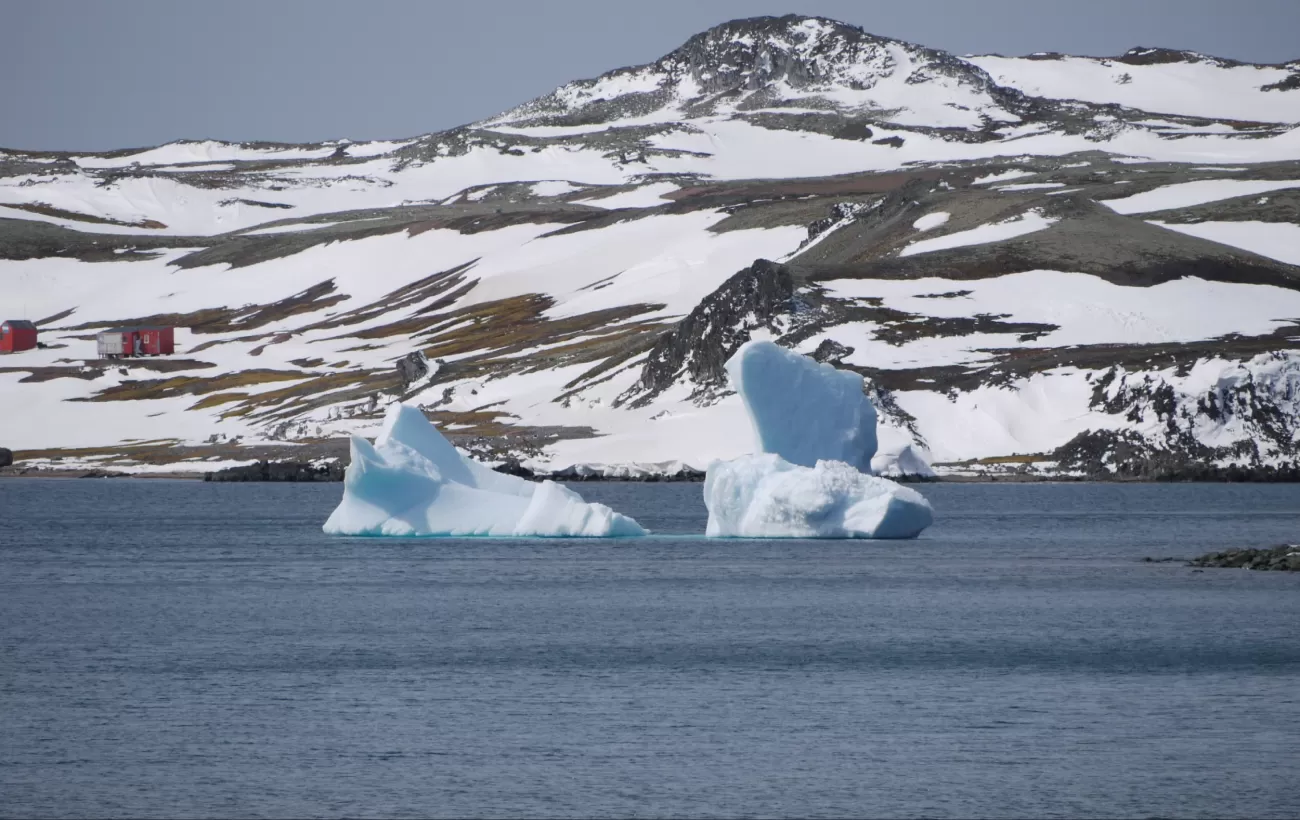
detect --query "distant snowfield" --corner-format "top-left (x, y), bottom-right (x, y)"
top-left (824, 271), bottom-right (1300, 349)
top-left (6, 118), bottom-right (1300, 239)
top-left (73, 140), bottom-right (338, 169)
top-left (457, 212), bottom-right (806, 319)
top-left (966, 54), bottom-right (1300, 124)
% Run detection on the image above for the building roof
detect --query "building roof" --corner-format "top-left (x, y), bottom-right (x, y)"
top-left (2, 320), bottom-right (36, 330)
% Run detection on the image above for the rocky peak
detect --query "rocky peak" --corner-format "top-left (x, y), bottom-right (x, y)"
top-left (661, 15), bottom-right (907, 93)
top-left (1114, 46), bottom-right (1242, 68)
top-left (493, 15), bottom-right (1010, 127)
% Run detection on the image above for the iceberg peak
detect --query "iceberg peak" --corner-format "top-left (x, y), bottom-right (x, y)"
top-left (324, 404), bottom-right (646, 537)
top-left (726, 340), bottom-right (878, 473)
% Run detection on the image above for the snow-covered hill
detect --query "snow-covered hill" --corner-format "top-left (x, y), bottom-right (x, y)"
top-left (2, 15), bottom-right (1299, 479)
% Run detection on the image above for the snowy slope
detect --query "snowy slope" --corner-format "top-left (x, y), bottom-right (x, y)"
top-left (2, 15), bottom-right (1300, 479)
top-left (967, 49), bottom-right (1300, 124)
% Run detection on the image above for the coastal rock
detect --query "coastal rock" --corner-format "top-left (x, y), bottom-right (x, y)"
top-left (0, 447), bottom-right (12, 468)
top-left (205, 460), bottom-right (345, 482)
top-left (1188, 545), bottom-right (1300, 571)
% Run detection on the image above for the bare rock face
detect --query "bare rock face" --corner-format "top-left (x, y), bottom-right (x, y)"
top-left (622, 259), bottom-right (796, 406)
top-left (810, 339), bottom-right (854, 364)
top-left (0, 447), bottom-right (12, 468)
top-left (1055, 354), bottom-right (1300, 480)
top-left (396, 352), bottom-right (431, 389)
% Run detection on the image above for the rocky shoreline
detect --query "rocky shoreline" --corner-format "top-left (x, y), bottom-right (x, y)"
top-left (1186, 545), bottom-right (1300, 571)
top-left (6, 458), bottom-right (1300, 484)
top-left (203, 461), bottom-right (344, 482)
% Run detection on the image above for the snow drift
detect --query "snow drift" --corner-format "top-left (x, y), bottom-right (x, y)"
top-left (705, 341), bottom-right (933, 538)
top-left (323, 404), bottom-right (645, 537)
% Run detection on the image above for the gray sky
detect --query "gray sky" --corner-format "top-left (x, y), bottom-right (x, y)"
top-left (4, 0), bottom-right (1298, 151)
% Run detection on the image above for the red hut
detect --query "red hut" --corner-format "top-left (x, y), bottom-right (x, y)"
top-left (96, 326), bottom-right (175, 358)
top-left (137, 327), bottom-right (174, 355)
top-left (0, 320), bottom-right (37, 354)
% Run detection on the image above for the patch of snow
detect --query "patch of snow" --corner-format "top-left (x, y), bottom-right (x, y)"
top-left (995, 182), bottom-right (1067, 191)
top-left (912, 212), bottom-right (951, 231)
top-left (343, 139), bottom-right (415, 158)
top-left (530, 180), bottom-right (583, 197)
top-left (576, 182), bottom-right (679, 209)
top-left (152, 163), bottom-right (237, 173)
top-left (899, 210), bottom-right (1057, 257)
top-left (237, 219), bottom-right (384, 236)
top-left (972, 170), bottom-right (1034, 185)
top-left (1150, 220), bottom-right (1300, 266)
top-left (1101, 179), bottom-right (1300, 214)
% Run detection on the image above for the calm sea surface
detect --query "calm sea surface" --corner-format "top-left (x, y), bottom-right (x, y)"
top-left (2, 479), bottom-right (1298, 819)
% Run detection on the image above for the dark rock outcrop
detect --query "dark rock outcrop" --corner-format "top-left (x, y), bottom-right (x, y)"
top-left (1189, 545), bottom-right (1300, 571)
top-left (492, 457), bottom-right (536, 479)
top-left (621, 258), bottom-right (798, 406)
top-left (548, 465), bottom-right (706, 482)
top-left (204, 460), bottom-right (344, 482)
top-left (0, 447), bottom-right (12, 468)
top-left (804, 201), bottom-right (866, 244)
top-left (1053, 428), bottom-right (1300, 481)
top-left (810, 339), bottom-right (854, 364)
top-left (396, 351), bottom-right (431, 389)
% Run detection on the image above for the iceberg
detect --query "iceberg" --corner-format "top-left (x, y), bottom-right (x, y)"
top-left (323, 404), bottom-right (646, 537)
top-left (871, 443), bottom-right (938, 479)
top-left (705, 454), bottom-right (934, 539)
top-left (705, 341), bottom-right (933, 539)
top-left (726, 340), bottom-right (877, 472)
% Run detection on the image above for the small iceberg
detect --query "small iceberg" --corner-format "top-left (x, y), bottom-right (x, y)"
top-left (704, 341), bottom-right (933, 539)
top-left (324, 404), bottom-right (645, 537)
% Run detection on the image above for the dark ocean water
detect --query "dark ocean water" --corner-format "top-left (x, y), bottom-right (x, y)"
top-left (1, 478), bottom-right (1298, 819)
